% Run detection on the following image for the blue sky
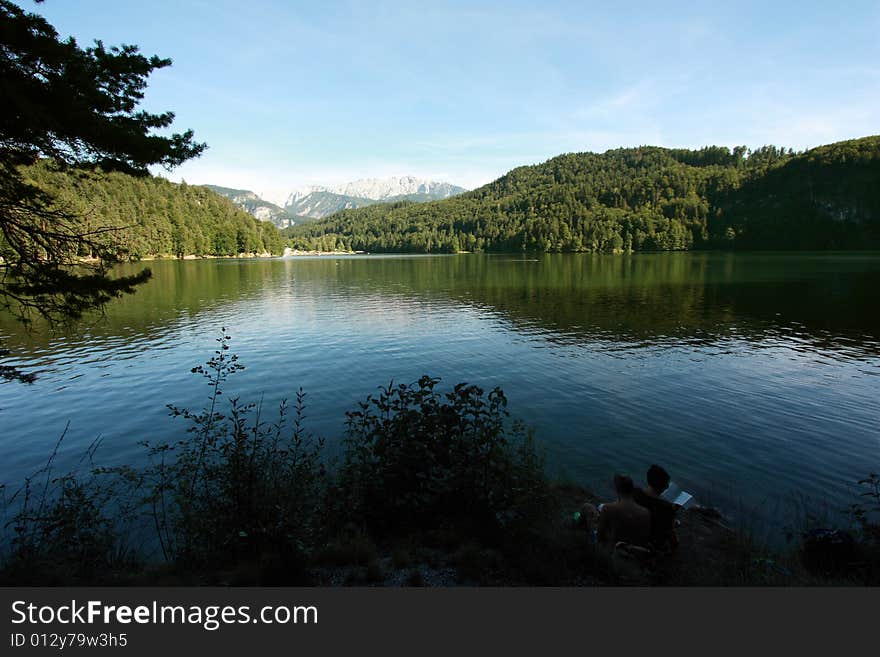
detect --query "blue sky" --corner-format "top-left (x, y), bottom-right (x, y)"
top-left (34, 0), bottom-right (880, 203)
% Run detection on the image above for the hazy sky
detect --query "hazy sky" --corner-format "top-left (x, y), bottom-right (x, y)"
top-left (34, 0), bottom-right (880, 204)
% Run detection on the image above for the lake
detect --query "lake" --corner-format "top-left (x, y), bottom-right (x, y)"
top-left (1, 253), bottom-right (878, 536)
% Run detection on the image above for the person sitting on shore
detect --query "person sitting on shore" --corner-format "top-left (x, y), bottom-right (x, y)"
top-left (596, 474), bottom-right (651, 547)
top-left (632, 464), bottom-right (679, 551)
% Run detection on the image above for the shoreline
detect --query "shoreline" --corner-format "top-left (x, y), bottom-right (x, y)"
top-left (282, 248), bottom-right (363, 256)
top-left (139, 252), bottom-right (275, 261)
top-left (37, 248), bottom-right (879, 268)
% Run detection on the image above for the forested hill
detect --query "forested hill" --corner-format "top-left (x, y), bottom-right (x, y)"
top-left (20, 161), bottom-right (285, 257)
top-left (286, 136), bottom-right (880, 253)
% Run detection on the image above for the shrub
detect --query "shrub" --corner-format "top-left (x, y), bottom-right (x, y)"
top-left (334, 375), bottom-right (550, 541)
top-left (140, 331), bottom-right (325, 572)
top-left (0, 431), bottom-right (136, 584)
top-left (848, 472), bottom-right (880, 583)
top-left (850, 473), bottom-right (880, 544)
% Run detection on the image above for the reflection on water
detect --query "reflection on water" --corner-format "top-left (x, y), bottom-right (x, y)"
top-left (1, 253), bottom-right (879, 534)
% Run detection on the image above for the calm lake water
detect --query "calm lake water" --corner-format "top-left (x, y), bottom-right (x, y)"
top-left (1, 253), bottom-right (879, 535)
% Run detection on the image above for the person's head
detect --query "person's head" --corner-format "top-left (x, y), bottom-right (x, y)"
top-left (613, 473), bottom-right (635, 499)
top-left (646, 464), bottom-right (671, 494)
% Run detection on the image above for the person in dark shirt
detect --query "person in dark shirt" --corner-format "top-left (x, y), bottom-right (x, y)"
top-left (633, 464), bottom-right (679, 551)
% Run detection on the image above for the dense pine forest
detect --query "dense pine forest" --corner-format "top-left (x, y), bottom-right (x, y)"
top-left (16, 161), bottom-right (285, 258)
top-left (285, 137), bottom-right (880, 253)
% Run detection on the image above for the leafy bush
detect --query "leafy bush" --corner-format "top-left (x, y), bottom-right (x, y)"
top-left (850, 473), bottom-right (880, 543)
top-left (0, 431), bottom-right (135, 584)
top-left (334, 376), bottom-right (550, 541)
top-left (848, 473), bottom-right (880, 583)
top-left (140, 331), bottom-right (325, 572)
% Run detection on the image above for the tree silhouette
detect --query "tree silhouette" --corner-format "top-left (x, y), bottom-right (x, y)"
top-left (0, 0), bottom-right (205, 327)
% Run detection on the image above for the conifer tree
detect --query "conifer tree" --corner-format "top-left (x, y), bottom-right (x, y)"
top-left (0, 0), bottom-right (205, 324)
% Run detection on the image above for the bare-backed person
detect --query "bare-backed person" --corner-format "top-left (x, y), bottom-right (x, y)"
top-left (597, 474), bottom-right (651, 546)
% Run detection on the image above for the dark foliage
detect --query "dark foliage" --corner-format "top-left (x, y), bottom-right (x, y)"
top-left (136, 332), bottom-right (325, 575)
top-left (0, 0), bottom-right (205, 323)
top-left (0, 428), bottom-right (138, 584)
top-left (334, 376), bottom-right (551, 541)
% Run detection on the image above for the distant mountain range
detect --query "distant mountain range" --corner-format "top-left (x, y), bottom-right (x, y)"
top-left (283, 190), bottom-right (377, 219)
top-left (203, 185), bottom-right (310, 229)
top-left (206, 177), bottom-right (467, 227)
top-left (285, 176), bottom-right (466, 219)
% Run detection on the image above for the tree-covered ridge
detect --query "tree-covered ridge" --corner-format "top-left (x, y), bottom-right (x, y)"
top-left (710, 138), bottom-right (880, 249)
top-left (286, 137), bottom-right (880, 253)
top-left (17, 161), bottom-right (285, 258)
